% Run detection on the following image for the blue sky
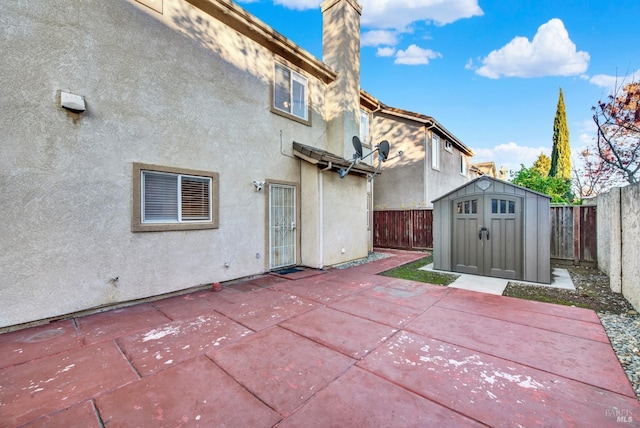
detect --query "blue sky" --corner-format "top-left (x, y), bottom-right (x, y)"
top-left (237, 0), bottom-right (640, 173)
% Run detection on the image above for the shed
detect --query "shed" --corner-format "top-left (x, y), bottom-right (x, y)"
top-left (432, 176), bottom-right (551, 284)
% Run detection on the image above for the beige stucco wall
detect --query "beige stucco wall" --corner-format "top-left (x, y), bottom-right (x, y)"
top-left (597, 184), bottom-right (640, 310)
top-left (0, 0), bottom-right (368, 327)
top-left (372, 113), bottom-right (470, 210)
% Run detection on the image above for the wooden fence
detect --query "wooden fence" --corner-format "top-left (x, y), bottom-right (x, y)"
top-left (374, 206), bottom-right (597, 266)
top-left (550, 205), bottom-right (597, 266)
top-left (373, 209), bottom-right (433, 250)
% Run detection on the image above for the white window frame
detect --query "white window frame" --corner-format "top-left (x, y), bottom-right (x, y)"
top-left (460, 155), bottom-right (467, 176)
top-left (431, 135), bottom-right (440, 170)
top-left (142, 171), bottom-right (212, 223)
top-left (445, 140), bottom-right (453, 153)
top-left (360, 108), bottom-right (371, 146)
top-left (132, 163), bottom-right (219, 232)
top-left (273, 62), bottom-right (309, 122)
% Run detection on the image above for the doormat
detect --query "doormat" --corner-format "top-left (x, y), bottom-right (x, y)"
top-left (273, 267), bottom-right (304, 275)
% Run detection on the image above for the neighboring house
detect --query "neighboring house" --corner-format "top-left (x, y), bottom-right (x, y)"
top-left (359, 92), bottom-right (475, 210)
top-left (470, 161), bottom-right (498, 179)
top-left (0, 0), bottom-right (373, 328)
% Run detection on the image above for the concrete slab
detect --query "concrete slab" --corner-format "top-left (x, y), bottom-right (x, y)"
top-left (359, 330), bottom-right (640, 427)
top-left (21, 401), bottom-right (101, 428)
top-left (96, 356), bottom-right (281, 427)
top-left (0, 342), bottom-right (137, 427)
top-left (273, 273), bottom-right (380, 304)
top-left (437, 288), bottom-right (610, 343)
top-left (281, 307), bottom-right (397, 359)
top-left (406, 306), bottom-right (635, 397)
top-left (360, 279), bottom-right (449, 310)
top-left (420, 263), bottom-right (576, 295)
top-left (77, 303), bottom-right (171, 345)
top-left (212, 290), bottom-right (318, 331)
top-left (328, 291), bottom-right (423, 328)
top-left (209, 326), bottom-right (354, 417)
top-left (0, 319), bottom-right (82, 369)
top-left (117, 313), bottom-right (252, 376)
top-left (279, 366), bottom-right (484, 427)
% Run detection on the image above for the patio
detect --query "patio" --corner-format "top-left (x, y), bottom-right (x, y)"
top-left (1, 249), bottom-right (638, 426)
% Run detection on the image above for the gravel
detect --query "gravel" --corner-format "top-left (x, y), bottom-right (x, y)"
top-left (599, 312), bottom-right (640, 400)
top-left (332, 251), bottom-right (392, 269)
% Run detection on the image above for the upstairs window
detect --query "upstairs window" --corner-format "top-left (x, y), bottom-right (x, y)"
top-left (431, 135), bottom-right (440, 170)
top-left (360, 108), bottom-right (371, 145)
top-left (460, 155), bottom-right (467, 176)
top-left (445, 140), bottom-right (453, 152)
top-left (133, 163), bottom-right (219, 232)
top-left (273, 63), bottom-right (308, 122)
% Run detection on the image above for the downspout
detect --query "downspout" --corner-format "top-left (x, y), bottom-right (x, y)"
top-left (318, 162), bottom-right (332, 269)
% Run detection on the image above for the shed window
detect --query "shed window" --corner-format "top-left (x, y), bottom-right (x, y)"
top-left (457, 199), bottom-right (477, 214)
top-left (492, 199), bottom-right (516, 214)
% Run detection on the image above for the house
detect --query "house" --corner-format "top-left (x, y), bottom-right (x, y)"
top-left (469, 161), bottom-right (498, 178)
top-left (0, 0), bottom-right (373, 328)
top-left (359, 92), bottom-right (475, 210)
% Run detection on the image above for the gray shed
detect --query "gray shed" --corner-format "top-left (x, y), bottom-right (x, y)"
top-left (432, 176), bottom-right (551, 284)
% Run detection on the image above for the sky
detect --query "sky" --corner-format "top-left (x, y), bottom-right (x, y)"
top-left (236, 0), bottom-right (640, 174)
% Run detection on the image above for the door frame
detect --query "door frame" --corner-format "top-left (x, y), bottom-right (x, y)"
top-left (265, 180), bottom-right (300, 271)
top-left (451, 193), bottom-right (523, 279)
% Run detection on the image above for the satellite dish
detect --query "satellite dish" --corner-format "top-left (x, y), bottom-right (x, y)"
top-left (352, 136), bottom-right (363, 159)
top-left (340, 136), bottom-right (399, 179)
top-left (377, 140), bottom-right (390, 162)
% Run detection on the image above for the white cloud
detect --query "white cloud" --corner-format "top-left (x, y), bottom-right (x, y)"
top-left (394, 44), bottom-right (441, 65)
top-left (471, 18), bottom-right (589, 79)
top-left (588, 69), bottom-right (640, 90)
top-left (472, 142), bottom-right (550, 176)
top-left (361, 30), bottom-right (399, 47)
top-left (377, 47), bottom-right (396, 57)
top-left (273, 0), bottom-right (321, 10)
top-left (360, 0), bottom-right (483, 30)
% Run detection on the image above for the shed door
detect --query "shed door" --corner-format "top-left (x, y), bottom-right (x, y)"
top-left (452, 195), bottom-right (522, 279)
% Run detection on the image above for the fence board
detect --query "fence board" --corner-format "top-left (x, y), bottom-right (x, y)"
top-left (550, 205), bottom-right (597, 265)
top-left (373, 209), bottom-right (433, 250)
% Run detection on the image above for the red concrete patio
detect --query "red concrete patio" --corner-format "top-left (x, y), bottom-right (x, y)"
top-left (1, 249), bottom-right (638, 427)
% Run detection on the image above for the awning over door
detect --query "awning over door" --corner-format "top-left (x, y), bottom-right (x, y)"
top-left (292, 142), bottom-right (376, 177)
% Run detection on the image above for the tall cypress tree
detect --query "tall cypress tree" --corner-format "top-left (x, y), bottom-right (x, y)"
top-left (549, 88), bottom-right (571, 180)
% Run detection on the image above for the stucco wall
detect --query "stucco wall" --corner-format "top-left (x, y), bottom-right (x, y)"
top-left (621, 184), bottom-right (640, 310)
top-left (596, 184), bottom-right (640, 310)
top-left (596, 188), bottom-right (622, 292)
top-left (0, 0), bottom-right (367, 327)
top-left (372, 113), bottom-right (470, 210)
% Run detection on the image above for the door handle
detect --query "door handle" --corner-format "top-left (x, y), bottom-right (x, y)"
top-left (486, 229), bottom-right (490, 240)
top-left (479, 227), bottom-right (489, 240)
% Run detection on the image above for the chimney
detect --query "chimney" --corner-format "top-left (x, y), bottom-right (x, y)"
top-left (321, 0), bottom-right (362, 160)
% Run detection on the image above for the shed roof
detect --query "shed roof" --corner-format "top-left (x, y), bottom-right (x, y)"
top-left (431, 175), bottom-right (551, 203)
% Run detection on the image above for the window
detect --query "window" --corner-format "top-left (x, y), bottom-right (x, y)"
top-left (491, 199), bottom-right (516, 214)
top-left (360, 108), bottom-right (370, 145)
top-left (460, 155), bottom-right (467, 176)
top-left (132, 163), bottom-right (219, 232)
top-left (273, 63), bottom-right (308, 122)
top-left (456, 199), bottom-right (478, 214)
top-left (431, 135), bottom-right (440, 169)
top-left (445, 140), bottom-right (453, 152)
